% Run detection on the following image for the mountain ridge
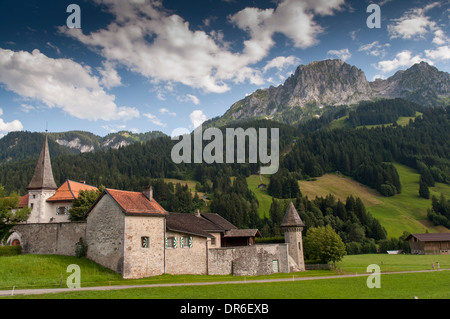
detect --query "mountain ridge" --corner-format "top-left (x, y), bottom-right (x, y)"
top-left (0, 130), bottom-right (167, 164)
top-left (205, 59), bottom-right (450, 127)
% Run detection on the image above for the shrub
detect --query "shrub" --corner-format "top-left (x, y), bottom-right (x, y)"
top-left (0, 245), bottom-right (21, 257)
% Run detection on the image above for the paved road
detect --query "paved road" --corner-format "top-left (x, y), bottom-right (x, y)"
top-left (1, 268), bottom-right (448, 297)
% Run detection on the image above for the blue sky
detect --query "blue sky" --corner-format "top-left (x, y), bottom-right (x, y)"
top-left (0, 0), bottom-right (448, 137)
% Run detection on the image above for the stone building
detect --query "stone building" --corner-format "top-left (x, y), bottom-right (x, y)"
top-left (7, 133), bottom-right (307, 279)
top-left (16, 135), bottom-right (98, 224)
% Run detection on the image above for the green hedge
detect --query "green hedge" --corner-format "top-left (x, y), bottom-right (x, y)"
top-left (0, 245), bottom-right (22, 257)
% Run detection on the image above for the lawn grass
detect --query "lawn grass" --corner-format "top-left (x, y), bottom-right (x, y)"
top-left (2, 254), bottom-right (450, 299)
top-left (336, 254), bottom-right (450, 273)
top-left (0, 254), bottom-right (329, 291)
top-left (5, 270), bottom-right (450, 299)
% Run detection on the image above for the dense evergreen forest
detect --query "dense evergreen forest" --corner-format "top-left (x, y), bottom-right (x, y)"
top-left (0, 100), bottom-right (448, 197)
top-left (0, 99), bottom-right (448, 249)
top-left (427, 194), bottom-right (450, 228)
top-left (346, 98), bottom-right (420, 127)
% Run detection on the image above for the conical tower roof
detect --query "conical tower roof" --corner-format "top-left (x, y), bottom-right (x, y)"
top-left (281, 201), bottom-right (305, 228)
top-left (27, 135), bottom-right (58, 190)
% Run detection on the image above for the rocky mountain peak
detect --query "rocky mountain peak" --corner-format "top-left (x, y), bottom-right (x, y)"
top-left (211, 59), bottom-right (450, 127)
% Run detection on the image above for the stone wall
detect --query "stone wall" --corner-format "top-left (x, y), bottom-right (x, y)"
top-left (164, 231), bottom-right (209, 275)
top-left (85, 194), bottom-right (125, 274)
top-left (207, 244), bottom-right (290, 276)
top-left (122, 215), bottom-right (166, 279)
top-left (11, 222), bottom-right (86, 256)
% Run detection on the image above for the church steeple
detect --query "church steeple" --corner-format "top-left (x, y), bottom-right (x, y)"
top-left (27, 134), bottom-right (58, 190)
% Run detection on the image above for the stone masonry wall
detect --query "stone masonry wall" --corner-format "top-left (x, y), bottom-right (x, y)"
top-left (85, 194), bottom-right (125, 274)
top-left (11, 222), bottom-right (86, 256)
top-left (208, 244), bottom-right (290, 276)
top-left (122, 215), bottom-right (166, 279)
top-left (164, 231), bottom-right (208, 275)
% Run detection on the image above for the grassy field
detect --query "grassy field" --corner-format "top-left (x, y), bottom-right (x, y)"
top-left (368, 163), bottom-right (450, 237)
top-left (246, 174), bottom-right (272, 218)
top-left (329, 112), bottom-right (422, 130)
top-left (164, 161), bottom-right (449, 238)
top-left (356, 112), bottom-right (423, 129)
top-left (298, 173), bottom-right (383, 206)
top-left (0, 254), bottom-right (329, 291)
top-left (297, 163), bottom-right (450, 238)
top-left (6, 271), bottom-right (449, 299)
top-left (1, 254), bottom-right (450, 299)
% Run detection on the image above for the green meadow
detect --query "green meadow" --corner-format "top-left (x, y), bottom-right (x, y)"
top-left (1, 254), bottom-right (450, 299)
top-left (166, 160), bottom-right (449, 239)
top-left (296, 162), bottom-right (450, 238)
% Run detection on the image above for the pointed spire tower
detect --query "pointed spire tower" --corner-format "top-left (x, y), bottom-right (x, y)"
top-left (281, 201), bottom-right (305, 271)
top-left (27, 134), bottom-right (58, 191)
top-left (26, 133), bottom-right (58, 223)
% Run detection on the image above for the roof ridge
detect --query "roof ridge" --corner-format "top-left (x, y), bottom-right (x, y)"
top-left (66, 180), bottom-right (76, 200)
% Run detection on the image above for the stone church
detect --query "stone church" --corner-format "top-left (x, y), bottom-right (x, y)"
top-left (8, 134), bottom-right (306, 279)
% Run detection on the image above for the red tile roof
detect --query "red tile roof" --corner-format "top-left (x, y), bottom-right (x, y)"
top-left (18, 194), bottom-right (29, 208)
top-left (106, 188), bottom-right (167, 215)
top-left (47, 180), bottom-right (98, 202)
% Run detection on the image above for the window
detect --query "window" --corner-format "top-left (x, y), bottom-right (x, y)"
top-left (141, 236), bottom-right (149, 248)
top-left (56, 207), bottom-right (69, 215)
top-left (180, 236), bottom-right (193, 248)
top-left (210, 237), bottom-right (216, 246)
top-left (165, 237), bottom-right (177, 248)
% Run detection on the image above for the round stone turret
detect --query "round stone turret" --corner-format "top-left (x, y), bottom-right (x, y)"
top-left (281, 201), bottom-right (305, 271)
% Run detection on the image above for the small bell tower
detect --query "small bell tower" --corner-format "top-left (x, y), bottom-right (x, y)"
top-left (281, 201), bottom-right (305, 271)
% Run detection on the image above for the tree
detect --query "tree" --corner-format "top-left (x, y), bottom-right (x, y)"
top-left (419, 176), bottom-right (430, 199)
top-left (68, 189), bottom-right (101, 221)
top-left (0, 185), bottom-right (31, 243)
top-left (304, 225), bottom-right (346, 266)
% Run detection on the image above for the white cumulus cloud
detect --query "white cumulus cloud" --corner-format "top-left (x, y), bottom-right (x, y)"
top-left (0, 48), bottom-right (139, 122)
top-left (144, 113), bottom-right (167, 127)
top-left (177, 94), bottom-right (200, 105)
top-left (0, 108), bottom-right (23, 133)
top-left (375, 50), bottom-right (433, 74)
top-left (190, 110), bottom-right (207, 129)
top-left (263, 56), bottom-right (301, 73)
top-left (60, 0), bottom-right (344, 94)
top-left (327, 48), bottom-right (352, 61)
top-left (425, 45), bottom-right (450, 61)
top-left (387, 2), bottom-right (441, 40)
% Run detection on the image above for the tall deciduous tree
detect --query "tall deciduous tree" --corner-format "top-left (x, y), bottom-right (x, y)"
top-left (0, 184), bottom-right (31, 243)
top-left (304, 225), bottom-right (346, 266)
top-left (69, 189), bottom-right (102, 221)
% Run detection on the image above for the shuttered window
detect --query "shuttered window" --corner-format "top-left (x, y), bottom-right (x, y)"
top-left (141, 236), bottom-right (149, 248)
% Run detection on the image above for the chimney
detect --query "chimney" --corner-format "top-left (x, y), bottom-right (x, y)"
top-left (195, 209), bottom-right (201, 218)
top-left (143, 186), bottom-right (153, 201)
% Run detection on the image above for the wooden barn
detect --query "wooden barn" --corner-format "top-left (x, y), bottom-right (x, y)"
top-left (406, 233), bottom-right (450, 255)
